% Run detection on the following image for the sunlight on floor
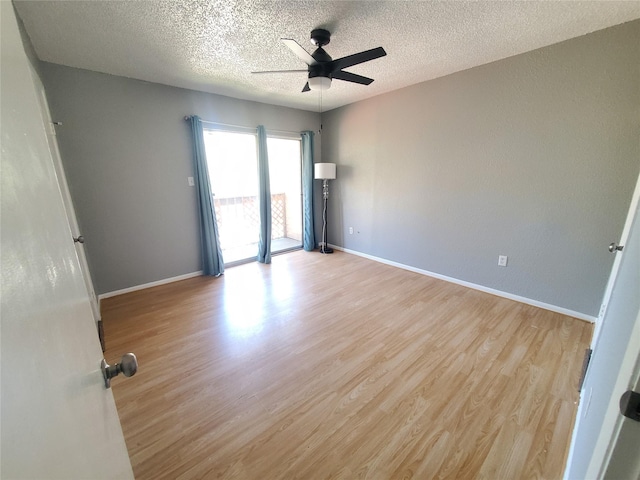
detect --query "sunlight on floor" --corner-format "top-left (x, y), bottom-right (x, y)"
top-left (223, 237), bottom-right (301, 264)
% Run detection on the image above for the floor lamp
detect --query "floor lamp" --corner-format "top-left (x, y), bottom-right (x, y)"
top-left (314, 163), bottom-right (336, 254)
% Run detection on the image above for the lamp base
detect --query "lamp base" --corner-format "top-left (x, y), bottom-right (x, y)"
top-left (319, 246), bottom-right (334, 254)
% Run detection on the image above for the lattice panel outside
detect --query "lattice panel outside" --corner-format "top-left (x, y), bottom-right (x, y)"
top-left (214, 193), bottom-right (287, 249)
top-left (271, 193), bottom-right (285, 239)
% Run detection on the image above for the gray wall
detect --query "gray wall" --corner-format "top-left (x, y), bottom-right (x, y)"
top-left (40, 63), bottom-right (321, 294)
top-left (321, 20), bottom-right (640, 317)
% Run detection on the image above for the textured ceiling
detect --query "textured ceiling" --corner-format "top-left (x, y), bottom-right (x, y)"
top-left (14, 0), bottom-right (640, 112)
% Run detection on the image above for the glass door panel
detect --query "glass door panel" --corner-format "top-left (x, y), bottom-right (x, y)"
top-left (203, 130), bottom-right (259, 264)
top-left (267, 137), bottom-right (302, 254)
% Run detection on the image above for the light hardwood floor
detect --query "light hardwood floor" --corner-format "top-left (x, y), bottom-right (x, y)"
top-left (103, 250), bottom-right (592, 479)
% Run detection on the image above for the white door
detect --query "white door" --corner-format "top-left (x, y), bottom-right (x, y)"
top-left (604, 355), bottom-right (640, 479)
top-left (28, 62), bottom-right (102, 330)
top-left (0, 3), bottom-right (133, 478)
top-left (563, 184), bottom-right (640, 479)
top-left (598, 195), bottom-right (640, 479)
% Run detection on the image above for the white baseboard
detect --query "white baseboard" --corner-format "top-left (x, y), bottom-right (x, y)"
top-left (99, 271), bottom-right (203, 301)
top-left (329, 244), bottom-right (596, 323)
top-left (98, 248), bottom-right (597, 323)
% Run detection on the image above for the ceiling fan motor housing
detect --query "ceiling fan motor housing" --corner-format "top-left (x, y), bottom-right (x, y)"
top-left (310, 28), bottom-right (331, 47)
top-left (310, 47), bottom-right (333, 78)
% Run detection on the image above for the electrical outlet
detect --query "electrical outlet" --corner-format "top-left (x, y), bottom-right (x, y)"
top-left (187, 177), bottom-right (195, 186)
top-left (498, 255), bottom-right (508, 267)
top-left (349, 227), bottom-right (354, 234)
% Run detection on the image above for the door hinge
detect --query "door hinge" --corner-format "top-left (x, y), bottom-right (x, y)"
top-left (578, 348), bottom-right (592, 391)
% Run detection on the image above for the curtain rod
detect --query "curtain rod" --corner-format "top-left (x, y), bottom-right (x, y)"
top-left (184, 116), bottom-right (302, 137)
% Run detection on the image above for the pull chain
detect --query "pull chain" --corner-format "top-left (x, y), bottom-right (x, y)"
top-left (318, 88), bottom-right (323, 134)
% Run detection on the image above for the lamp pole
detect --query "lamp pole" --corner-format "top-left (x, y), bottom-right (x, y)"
top-left (314, 163), bottom-right (337, 254)
top-left (321, 178), bottom-right (333, 254)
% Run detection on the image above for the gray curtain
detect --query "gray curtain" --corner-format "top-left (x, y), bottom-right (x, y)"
top-left (301, 131), bottom-right (315, 251)
top-left (188, 116), bottom-right (224, 276)
top-left (257, 125), bottom-right (272, 263)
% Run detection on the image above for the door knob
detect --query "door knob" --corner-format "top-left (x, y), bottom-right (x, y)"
top-left (620, 390), bottom-right (640, 422)
top-left (73, 235), bottom-right (84, 244)
top-left (101, 353), bottom-right (138, 388)
top-left (608, 242), bottom-right (623, 253)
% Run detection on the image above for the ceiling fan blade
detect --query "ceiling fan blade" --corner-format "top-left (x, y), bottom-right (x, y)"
top-left (329, 47), bottom-right (387, 73)
top-left (251, 69), bottom-right (308, 74)
top-left (281, 38), bottom-right (317, 66)
top-left (302, 82), bottom-right (311, 93)
top-left (332, 70), bottom-right (374, 85)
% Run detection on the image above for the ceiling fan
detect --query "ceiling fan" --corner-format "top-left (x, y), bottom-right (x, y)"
top-left (252, 29), bottom-right (387, 92)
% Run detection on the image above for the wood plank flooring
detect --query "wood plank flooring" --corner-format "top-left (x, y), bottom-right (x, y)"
top-left (102, 250), bottom-right (592, 479)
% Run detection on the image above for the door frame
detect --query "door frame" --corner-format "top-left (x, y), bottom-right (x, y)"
top-left (591, 172), bottom-right (640, 346)
top-left (28, 64), bottom-right (102, 331)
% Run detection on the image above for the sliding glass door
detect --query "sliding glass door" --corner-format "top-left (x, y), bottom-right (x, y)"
top-left (203, 128), bottom-right (302, 264)
top-left (267, 137), bottom-right (302, 254)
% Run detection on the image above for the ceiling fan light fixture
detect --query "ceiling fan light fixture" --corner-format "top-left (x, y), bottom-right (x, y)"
top-left (252, 29), bottom-right (386, 93)
top-left (308, 76), bottom-right (331, 91)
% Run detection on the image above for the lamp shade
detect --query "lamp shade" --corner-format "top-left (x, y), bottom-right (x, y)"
top-left (308, 76), bottom-right (331, 91)
top-left (315, 163), bottom-right (336, 180)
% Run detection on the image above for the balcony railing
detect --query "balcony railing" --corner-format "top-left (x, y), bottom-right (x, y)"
top-left (213, 193), bottom-right (287, 248)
